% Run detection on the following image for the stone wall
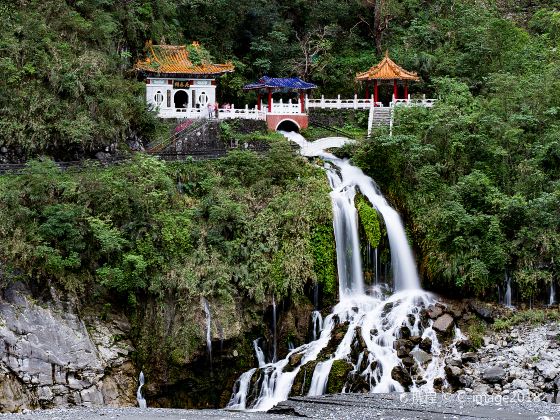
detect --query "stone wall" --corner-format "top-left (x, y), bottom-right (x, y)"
top-left (160, 119), bottom-right (270, 156)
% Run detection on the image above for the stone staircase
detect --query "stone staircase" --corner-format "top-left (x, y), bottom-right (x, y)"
top-left (370, 107), bottom-right (392, 126)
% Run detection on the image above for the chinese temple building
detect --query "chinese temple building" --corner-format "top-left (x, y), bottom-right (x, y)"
top-left (135, 41), bottom-right (234, 119)
top-left (356, 51), bottom-right (420, 104)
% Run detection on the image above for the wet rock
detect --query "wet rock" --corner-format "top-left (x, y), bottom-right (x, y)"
top-left (394, 339), bottom-right (414, 358)
top-left (445, 366), bottom-right (464, 388)
top-left (433, 377), bottom-right (444, 391)
top-left (446, 302), bottom-right (465, 319)
top-left (409, 335), bottom-right (422, 345)
top-left (399, 326), bottom-right (411, 339)
top-left (290, 360), bottom-right (317, 397)
top-left (401, 357), bottom-right (415, 368)
top-left (427, 305), bottom-right (444, 320)
top-left (482, 366), bottom-right (506, 384)
top-left (391, 366), bottom-right (412, 389)
top-left (354, 327), bottom-right (367, 351)
top-left (456, 339), bottom-right (474, 352)
top-left (468, 301), bottom-right (496, 322)
top-left (461, 352), bottom-right (478, 364)
top-left (326, 360), bottom-right (353, 394)
top-left (433, 314), bottom-right (454, 334)
top-left (289, 352), bottom-right (303, 367)
top-left (445, 357), bottom-right (463, 368)
top-left (419, 337), bottom-right (432, 353)
top-left (411, 349), bottom-right (432, 365)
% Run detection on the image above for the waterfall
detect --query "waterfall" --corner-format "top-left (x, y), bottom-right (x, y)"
top-left (504, 273), bottom-right (512, 307)
top-left (550, 282), bottom-right (556, 306)
top-left (202, 298), bottom-right (212, 366)
top-left (228, 368), bottom-right (257, 410)
top-left (137, 371), bottom-right (147, 409)
top-left (253, 338), bottom-right (267, 368)
top-left (228, 133), bottom-right (443, 412)
top-left (311, 310), bottom-right (323, 341)
top-left (272, 296), bottom-right (277, 363)
top-left (374, 247), bottom-right (379, 284)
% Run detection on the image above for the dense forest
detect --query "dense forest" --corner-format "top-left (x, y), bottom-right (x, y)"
top-left (1, 0), bottom-right (559, 302)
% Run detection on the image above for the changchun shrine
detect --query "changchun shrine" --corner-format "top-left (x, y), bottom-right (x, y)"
top-left (135, 44), bottom-right (435, 132)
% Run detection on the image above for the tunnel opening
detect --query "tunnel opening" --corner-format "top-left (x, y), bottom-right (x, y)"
top-left (276, 120), bottom-right (300, 132)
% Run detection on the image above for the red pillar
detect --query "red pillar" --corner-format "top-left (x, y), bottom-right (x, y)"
top-left (365, 82), bottom-right (370, 100)
top-left (404, 81), bottom-right (409, 101)
top-left (299, 90), bottom-right (305, 113)
top-left (267, 88), bottom-right (272, 113)
top-left (393, 80), bottom-right (398, 101)
top-left (257, 92), bottom-right (261, 111)
top-left (374, 80), bottom-right (379, 105)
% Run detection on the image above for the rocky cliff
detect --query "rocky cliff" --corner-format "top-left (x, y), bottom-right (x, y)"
top-left (0, 282), bottom-right (137, 412)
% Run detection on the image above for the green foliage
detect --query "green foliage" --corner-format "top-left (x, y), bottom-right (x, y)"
top-left (467, 320), bottom-right (486, 349)
top-left (310, 225), bottom-right (337, 298)
top-left (0, 143), bottom-right (332, 307)
top-left (352, 52), bottom-right (560, 298)
top-left (355, 195), bottom-right (381, 249)
top-left (493, 309), bottom-right (560, 331)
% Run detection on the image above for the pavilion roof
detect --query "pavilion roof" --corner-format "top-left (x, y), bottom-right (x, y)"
top-left (356, 51), bottom-right (420, 82)
top-left (134, 42), bottom-right (234, 76)
top-left (243, 76), bottom-right (317, 91)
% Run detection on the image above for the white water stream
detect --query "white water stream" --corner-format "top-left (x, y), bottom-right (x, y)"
top-left (228, 133), bottom-right (452, 411)
top-left (202, 297), bottom-right (212, 366)
top-left (137, 371), bottom-right (147, 408)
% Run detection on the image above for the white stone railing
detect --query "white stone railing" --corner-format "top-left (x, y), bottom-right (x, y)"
top-left (218, 105), bottom-right (263, 120)
top-left (155, 96), bottom-right (437, 119)
top-left (307, 94), bottom-right (436, 110)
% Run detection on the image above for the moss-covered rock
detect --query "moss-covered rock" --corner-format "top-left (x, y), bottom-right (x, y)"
top-left (326, 360), bottom-right (353, 394)
top-left (355, 195), bottom-right (381, 249)
top-left (290, 360), bottom-right (318, 397)
top-left (317, 321), bottom-right (350, 361)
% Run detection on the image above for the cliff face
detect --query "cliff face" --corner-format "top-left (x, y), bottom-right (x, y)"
top-left (0, 283), bottom-right (137, 412)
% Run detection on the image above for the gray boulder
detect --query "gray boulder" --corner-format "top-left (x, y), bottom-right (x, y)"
top-left (433, 314), bottom-right (454, 334)
top-left (482, 366), bottom-right (506, 383)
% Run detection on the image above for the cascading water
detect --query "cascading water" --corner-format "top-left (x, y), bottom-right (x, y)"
top-left (272, 296), bottom-right (277, 363)
top-left (311, 311), bottom-right (323, 341)
top-left (504, 273), bottom-right (512, 307)
top-left (550, 282), bottom-right (556, 306)
top-left (137, 371), bottom-right (147, 409)
top-left (202, 297), bottom-right (212, 366)
top-left (253, 338), bottom-right (267, 367)
top-left (227, 133), bottom-right (456, 411)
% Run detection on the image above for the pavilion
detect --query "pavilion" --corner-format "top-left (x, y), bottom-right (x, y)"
top-left (135, 41), bottom-right (234, 119)
top-left (356, 51), bottom-right (420, 104)
top-left (243, 76), bottom-right (317, 114)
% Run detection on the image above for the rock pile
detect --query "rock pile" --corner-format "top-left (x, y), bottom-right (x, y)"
top-left (457, 322), bottom-right (560, 402)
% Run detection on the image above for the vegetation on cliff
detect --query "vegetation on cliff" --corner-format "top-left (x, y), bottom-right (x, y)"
top-left (0, 137), bottom-right (333, 397)
top-left (350, 6), bottom-right (560, 299)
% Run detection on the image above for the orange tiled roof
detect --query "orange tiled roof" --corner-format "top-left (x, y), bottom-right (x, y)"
top-left (356, 51), bottom-right (420, 81)
top-left (135, 42), bottom-right (234, 76)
